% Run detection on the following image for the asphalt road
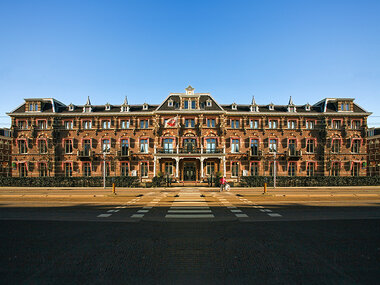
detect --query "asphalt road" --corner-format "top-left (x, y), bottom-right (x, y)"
top-left (1, 190), bottom-right (380, 284)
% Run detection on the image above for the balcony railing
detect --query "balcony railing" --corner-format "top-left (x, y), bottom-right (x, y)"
top-left (249, 148), bottom-right (263, 158)
top-left (117, 148), bottom-right (130, 158)
top-left (286, 149), bottom-right (302, 160)
top-left (155, 147), bottom-right (224, 155)
top-left (77, 149), bottom-right (93, 160)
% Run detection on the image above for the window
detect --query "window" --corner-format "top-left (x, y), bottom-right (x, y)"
top-left (206, 100), bottom-right (212, 107)
top-left (351, 139), bottom-right (360, 153)
top-left (287, 120), bottom-right (297, 129)
top-left (64, 139), bottom-right (73, 154)
top-left (288, 162), bottom-right (296, 176)
top-left (140, 120), bottom-right (149, 129)
top-left (121, 139), bottom-right (129, 155)
top-left (38, 139), bottom-right (47, 154)
top-left (143, 104), bottom-right (148, 110)
top-left (306, 139), bottom-right (315, 153)
top-left (269, 120), bottom-right (278, 129)
top-left (269, 139), bottom-right (277, 152)
top-left (250, 120), bottom-right (259, 129)
top-left (18, 140), bottom-right (27, 154)
top-left (168, 100), bottom-right (173, 107)
top-left (102, 120), bottom-right (111, 129)
top-left (288, 139), bottom-right (297, 155)
top-left (346, 103), bottom-right (350, 111)
top-left (34, 103), bottom-right (38, 111)
top-left (207, 119), bottom-right (215, 128)
top-left (64, 163), bottom-right (72, 177)
top-left (206, 138), bottom-right (217, 153)
top-left (251, 162), bottom-right (259, 176)
top-left (18, 120), bottom-right (27, 129)
top-left (191, 100), bottom-right (196, 109)
top-left (231, 139), bottom-right (239, 153)
top-left (39, 163), bottom-right (48, 177)
top-left (83, 162), bottom-right (91, 177)
top-left (341, 103), bottom-right (344, 111)
top-left (140, 139), bottom-right (148, 153)
top-left (232, 104), bottom-right (237, 110)
top-left (163, 138), bottom-right (174, 153)
top-left (120, 120), bottom-right (129, 129)
top-left (231, 162), bottom-right (239, 177)
top-left (250, 139), bottom-right (259, 155)
top-left (184, 100), bottom-right (189, 109)
top-left (351, 120), bottom-right (361, 130)
top-left (19, 162), bottom-right (27, 177)
top-left (184, 139), bottom-right (196, 152)
top-left (141, 162), bottom-right (148, 177)
top-left (332, 162), bottom-right (340, 176)
top-left (307, 162), bottom-right (315, 177)
top-left (231, 120), bottom-right (240, 128)
top-left (206, 162), bottom-right (215, 175)
top-left (29, 103), bottom-right (33, 111)
top-left (83, 139), bottom-right (91, 156)
top-left (102, 139), bottom-right (110, 153)
top-left (306, 120), bottom-right (315, 129)
top-left (121, 162), bottom-right (129, 176)
top-left (351, 162), bottom-right (360, 176)
top-left (105, 104), bottom-right (111, 111)
top-left (332, 120), bottom-right (341, 129)
top-left (64, 121), bottom-right (73, 130)
top-left (165, 162), bottom-right (173, 175)
top-left (83, 120), bottom-right (92, 129)
top-left (332, 139), bottom-right (340, 153)
top-left (185, 119), bottom-right (195, 128)
top-left (37, 120), bottom-right (46, 129)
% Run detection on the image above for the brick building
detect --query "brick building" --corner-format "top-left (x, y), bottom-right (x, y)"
top-left (367, 128), bottom-right (380, 176)
top-left (0, 128), bottom-right (12, 176)
top-left (7, 86), bottom-right (370, 182)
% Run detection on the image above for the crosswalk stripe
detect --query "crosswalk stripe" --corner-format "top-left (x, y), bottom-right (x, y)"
top-left (97, 214), bottom-right (112, 218)
top-left (168, 210), bottom-right (212, 213)
top-left (165, 214), bottom-right (215, 219)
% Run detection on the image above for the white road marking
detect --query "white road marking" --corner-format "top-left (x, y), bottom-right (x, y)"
top-left (235, 214), bottom-right (249, 218)
top-left (97, 214), bottom-right (112, 218)
top-left (137, 210), bottom-right (149, 213)
top-left (268, 213), bottom-right (282, 217)
top-left (168, 210), bottom-right (212, 213)
top-left (165, 214), bottom-right (215, 219)
top-left (131, 214), bottom-right (144, 218)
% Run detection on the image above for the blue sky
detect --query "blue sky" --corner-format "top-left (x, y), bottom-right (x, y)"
top-left (0, 0), bottom-right (379, 127)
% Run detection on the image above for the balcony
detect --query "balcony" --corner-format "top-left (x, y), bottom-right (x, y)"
top-left (249, 148), bottom-right (263, 159)
top-left (286, 149), bottom-right (302, 160)
top-left (155, 147), bottom-right (225, 156)
top-left (77, 149), bottom-right (93, 160)
top-left (116, 148), bottom-right (130, 159)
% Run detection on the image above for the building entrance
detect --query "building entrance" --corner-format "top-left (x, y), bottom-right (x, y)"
top-left (183, 163), bottom-right (196, 181)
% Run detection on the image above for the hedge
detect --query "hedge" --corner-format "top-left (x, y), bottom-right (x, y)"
top-left (0, 176), bottom-right (139, 187)
top-left (240, 176), bottom-right (380, 187)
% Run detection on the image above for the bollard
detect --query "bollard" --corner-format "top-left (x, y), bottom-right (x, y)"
top-left (263, 182), bottom-right (267, 194)
top-left (112, 183), bottom-right (116, 195)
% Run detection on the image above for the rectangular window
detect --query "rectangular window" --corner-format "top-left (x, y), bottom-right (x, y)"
top-left (185, 119), bottom-right (195, 128)
top-left (163, 138), bottom-right (174, 153)
top-left (83, 139), bottom-right (91, 156)
top-left (351, 139), bottom-right (360, 153)
top-left (191, 100), bottom-right (196, 109)
top-left (269, 120), bottom-right (278, 129)
top-left (102, 120), bottom-right (111, 129)
top-left (269, 139), bottom-right (277, 152)
top-left (306, 139), bottom-right (315, 153)
top-left (140, 120), bottom-right (149, 129)
top-left (288, 162), bottom-right (296, 177)
top-left (206, 162), bottom-right (215, 175)
top-left (307, 163), bottom-right (315, 177)
top-left (250, 162), bottom-right (259, 176)
top-left (231, 162), bottom-right (239, 177)
top-left (332, 139), bottom-right (340, 153)
top-left (206, 138), bottom-right (217, 153)
top-left (207, 119), bottom-right (215, 128)
top-left (83, 120), bottom-right (92, 129)
top-left (64, 121), bottom-right (73, 130)
top-left (102, 139), bottom-right (110, 153)
top-left (351, 162), bottom-right (360, 176)
top-left (164, 162), bottom-right (173, 175)
top-left (120, 120), bottom-right (130, 129)
top-left (37, 120), bottom-right (46, 129)
top-left (18, 140), bottom-right (27, 154)
top-left (346, 103), bottom-right (350, 111)
top-left (231, 139), bottom-right (239, 153)
top-left (306, 120), bottom-right (315, 129)
top-left (332, 162), bottom-right (340, 176)
top-left (83, 162), bottom-right (91, 177)
top-left (288, 139), bottom-right (297, 155)
top-left (184, 101), bottom-right (189, 109)
top-left (39, 163), bottom-right (48, 177)
top-left (18, 120), bottom-right (27, 129)
top-left (64, 163), bottom-right (72, 177)
top-left (140, 139), bottom-right (148, 153)
top-left (332, 120), bottom-right (341, 129)
top-left (121, 139), bottom-right (129, 156)
top-left (121, 162), bottom-right (129, 176)
top-left (287, 120), bottom-right (297, 129)
top-left (38, 139), bottom-right (48, 154)
top-left (351, 120), bottom-right (361, 130)
top-left (231, 120), bottom-right (240, 129)
top-left (19, 162), bottom-right (28, 177)
top-left (64, 140), bottom-right (73, 154)
top-left (249, 120), bottom-right (259, 129)
top-left (250, 139), bottom-right (259, 155)
top-left (141, 162), bottom-right (148, 177)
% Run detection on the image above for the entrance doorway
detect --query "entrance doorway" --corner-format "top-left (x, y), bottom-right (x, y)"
top-left (183, 163), bottom-right (196, 181)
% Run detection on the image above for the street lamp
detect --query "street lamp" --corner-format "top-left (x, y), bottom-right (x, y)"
top-left (103, 147), bottom-right (110, 189)
top-left (269, 147), bottom-right (277, 188)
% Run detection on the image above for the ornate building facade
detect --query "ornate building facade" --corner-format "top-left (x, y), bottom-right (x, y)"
top-left (8, 86), bottom-right (370, 182)
top-left (367, 128), bottom-right (380, 176)
top-left (0, 129), bottom-right (11, 176)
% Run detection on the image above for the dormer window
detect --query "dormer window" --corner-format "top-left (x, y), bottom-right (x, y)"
top-left (288, 106), bottom-right (296, 112)
top-left (168, 99), bottom-right (173, 107)
top-left (268, 104), bottom-right (274, 111)
top-left (83, 106), bottom-right (92, 113)
top-left (143, 103), bottom-right (148, 110)
top-left (27, 102), bottom-right (39, 112)
top-left (339, 102), bottom-right (352, 112)
top-left (68, 104), bottom-right (75, 111)
top-left (231, 103), bottom-right (237, 110)
top-left (305, 104), bottom-right (311, 111)
top-left (206, 99), bottom-right (212, 107)
top-left (121, 106), bottom-right (129, 112)
top-left (105, 103), bottom-right (111, 111)
top-left (250, 105), bottom-right (259, 112)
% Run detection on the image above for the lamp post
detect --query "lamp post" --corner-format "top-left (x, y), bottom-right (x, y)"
top-left (103, 147), bottom-right (110, 189)
top-left (270, 147), bottom-right (277, 188)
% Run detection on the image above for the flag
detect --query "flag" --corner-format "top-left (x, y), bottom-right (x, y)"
top-left (165, 117), bottom-right (177, 128)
